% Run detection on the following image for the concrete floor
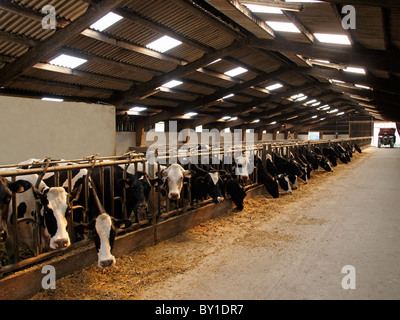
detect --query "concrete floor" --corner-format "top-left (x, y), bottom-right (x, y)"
top-left (140, 147), bottom-right (400, 300)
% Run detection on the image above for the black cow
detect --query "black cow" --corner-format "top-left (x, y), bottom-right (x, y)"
top-left (354, 143), bottom-right (362, 153)
top-left (302, 147), bottom-right (333, 172)
top-left (224, 176), bottom-right (247, 210)
top-left (255, 156), bottom-right (279, 198)
top-left (323, 147), bottom-right (339, 167)
top-left (273, 153), bottom-right (303, 189)
top-left (265, 154), bottom-right (292, 194)
top-left (90, 166), bottom-right (162, 222)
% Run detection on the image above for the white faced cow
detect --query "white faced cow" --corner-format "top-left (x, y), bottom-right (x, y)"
top-left (161, 164), bottom-right (193, 200)
top-left (4, 173), bottom-right (82, 259)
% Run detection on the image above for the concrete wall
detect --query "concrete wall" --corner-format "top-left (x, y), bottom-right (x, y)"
top-left (0, 96), bottom-right (116, 165)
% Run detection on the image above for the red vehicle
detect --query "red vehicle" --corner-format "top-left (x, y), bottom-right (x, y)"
top-left (378, 128), bottom-right (396, 148)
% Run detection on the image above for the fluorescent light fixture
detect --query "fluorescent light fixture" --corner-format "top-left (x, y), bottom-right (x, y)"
top-left (266, 83), bottom-right (283, 91)
top-left (42, 97), bottom-right (64, 102)
top-left (312, 102), bottom-right (321, 107)
top-left (222, 93), bottom-right (234, 100)
top-left (329, 109), bottom-right (339, 114)
top-left (231, 117), bottom-right (238, 121)
top-left (305, 99), bottom-right (317, 105)
top-left (344, 66), bottom-right (366, 74)
top-left (312, 115), bottom-right (318, 118)
top-left (128, 106), bottom-right (147, 115)
top-left (297, 95), bottom-right (308, 101)
top-left (337, 112), bottom-right (345, 116)
top-left (49, 54), bottom-right (87, 69)
top-left (291, 93), bottom-right (305, 100)
top-left (266, 21), bottom-right (301, 33)
top-left (270, 121), bottom-right (277, 125)
top-left (244, 4), bottom-right (283, 14)
top-left (253, 119), bottom-right (260, 123)
top-left (162, 80), bottom-right (183, 88)
top-left (146, 35), bottom-right (182, 53)
top-left (184, 112), bottom-right (198, 118)
top-left (355, 84), bottom-right (372, 90)
top-left (331, 79), bottom-right (345, 84)
top-left (314, 33), bottom-right (351, 45)
top-left (224, 67), bottom-right (247, 77)
top-left (206, 58), bottom-right (221, 66)
top-left (130, 106), bottom-right (147, 112)
top-left (320, 118), bottom-right (326, 121)
top-left (221, 116), bottom-right (231, 120)
top-left (90, 12), bottom-right (123, 32)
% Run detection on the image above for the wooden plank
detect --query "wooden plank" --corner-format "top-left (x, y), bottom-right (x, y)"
top-left (0, 0), bottom-right (125, 87)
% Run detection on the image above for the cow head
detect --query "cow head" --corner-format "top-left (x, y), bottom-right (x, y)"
top-left (119, 171), bottom-right (162, 216)
top-left (234, 155), bottom-right (254, 182)
top-left (197, 171), bottom-right (226, 204)
top-left (75, 213), bottom-right (132, 268)
top-left (224, 175), bottom-right (246, 210)
top-left (161, 164), bottom-right (194, 200)
top-left (33, 185), bottom-right (82, 249)
top-left (0, 177), bottom-right (31, 241)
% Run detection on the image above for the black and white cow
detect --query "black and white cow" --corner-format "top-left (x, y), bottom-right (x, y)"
top-left (273, 153), bottom-right (303, 189)
top-left (323, 147), bottom-right (339, 167)
top-left (76, 212), bottom-right (132, 268)
top-left (254, 156), bottom-right (279, 198)
top-left (89, 166), bottom-right (162, 222)
top-left (190, 164), bottom-right (225, 204)
top-left (302, 147), bottom-right (333, 172)
top-left (2, 171), bottom-right (82, 261)
top-left (0, 176), bottom-right (31, 243)
top-left (161, 164), bottom-right (194, 200)
top-left (265, 154), bottom-right (292, 194)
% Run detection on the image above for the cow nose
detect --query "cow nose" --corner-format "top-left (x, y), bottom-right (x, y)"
top-left (54, 238), bottom-right (69, 248)
top-left (241, 175), bottom-right (249, 181)
top-left (99, 259), bottom-right (115, 268)
top-left (217, 197), bottom-right (224, 202)
top-left (169, 192), bottom-right (179, 199)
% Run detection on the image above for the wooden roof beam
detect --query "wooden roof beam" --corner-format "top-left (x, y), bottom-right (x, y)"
top-left (249, 38), bottom-right (400, 73)
top-left (109, 40), bottom-right (243, 106)
top-left (0, 0), bottom-right (125, 87)
top-left (142, 66), bottom-right (291, 126)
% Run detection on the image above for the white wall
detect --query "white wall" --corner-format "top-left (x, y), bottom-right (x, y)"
top-left (0, 96), bottom-right (116, 165)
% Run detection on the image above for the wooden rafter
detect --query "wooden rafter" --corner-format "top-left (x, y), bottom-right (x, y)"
top-left (0, 0), bottom-right (125, 87)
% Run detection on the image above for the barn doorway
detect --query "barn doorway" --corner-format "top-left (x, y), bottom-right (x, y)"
top-left (372, 122), bottom-right (400, 148)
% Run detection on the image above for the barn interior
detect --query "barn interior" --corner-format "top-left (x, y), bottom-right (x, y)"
top-left (1, 0), bottom-right (399, 163)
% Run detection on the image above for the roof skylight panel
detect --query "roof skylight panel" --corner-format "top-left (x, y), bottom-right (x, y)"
top-left (224, 67), bottom-right (248, 77)
top-left (146, 35), bottom-right (182, 53)
top-left (90, 12), bottom-right (123, 32)
top-left (49, 54), bottom-right (87, 69)
top-left (314, 33), bottom-right (351, 45)
top-left (266, 21), bottom-right (301, 33)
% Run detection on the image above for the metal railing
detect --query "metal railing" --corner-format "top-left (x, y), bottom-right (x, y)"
top-left (0, 137), bottom-right (371, 276)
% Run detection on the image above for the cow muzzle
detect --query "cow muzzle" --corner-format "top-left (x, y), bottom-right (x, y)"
top-left (99, 258), bottom-right (115, 268)
top-left (169, 192), bottom-right (180, 200)
top-left (53, 238), bottom-right (69, 249)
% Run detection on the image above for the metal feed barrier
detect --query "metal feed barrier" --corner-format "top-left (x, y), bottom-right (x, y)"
top-left (0, 137), bottom-right (371, 276)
